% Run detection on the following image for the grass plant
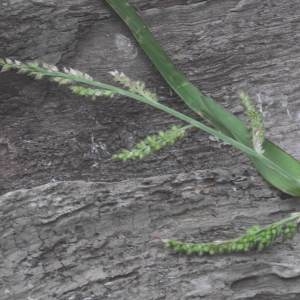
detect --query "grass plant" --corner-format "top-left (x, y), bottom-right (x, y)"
top-left (1, 0), bottom-right (300, 255)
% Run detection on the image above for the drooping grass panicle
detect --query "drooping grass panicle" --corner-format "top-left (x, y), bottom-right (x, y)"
top-left (165, 212), bottom-right (300, 255)
top-left (113, 124), bottom-right (191, 161)
top-left (0, 58), bottom-right (116, 99)
top-left (110, 70), bottom-right (158, 101)
top-left (240, 91), bottom-right (265, 155)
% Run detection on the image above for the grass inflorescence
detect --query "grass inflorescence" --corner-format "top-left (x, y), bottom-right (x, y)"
top-left (1, 50), bottom-right (300, 257)
top-left (110, 70), bottom-right (158, 101)
top-left (0, 58), bottom-right (116, 99)
top-left (165, 212), bottom-right (300, 255)
top-left (113, 125), bottom-right (191, 161)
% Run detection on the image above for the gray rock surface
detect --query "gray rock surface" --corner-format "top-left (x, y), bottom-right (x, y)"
top-left (1, 0), bottom-right (300, 299)
top-left (1, 168), bottom-right (300, 300)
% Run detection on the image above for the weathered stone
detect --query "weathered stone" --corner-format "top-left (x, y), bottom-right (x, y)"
top-left (1, 0), bottom-right (300, 299)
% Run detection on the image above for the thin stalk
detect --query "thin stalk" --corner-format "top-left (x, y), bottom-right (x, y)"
top-left (2, 59), bottom-right (300, 194)
top-left (30, 67), bottom-right (300, 187)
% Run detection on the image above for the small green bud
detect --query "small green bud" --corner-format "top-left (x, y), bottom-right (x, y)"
top-left (113, 125), bottom-right (190, 161)
top-left (110, 70), bottom-right (158, 101)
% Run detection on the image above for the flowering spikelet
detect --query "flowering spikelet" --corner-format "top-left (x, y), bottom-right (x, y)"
top-left (62, 66), bottom-right (93, 81)
top-left (0, 58), bottom-right (116, 98)
top-left (0, 58), bottom-right (47, 80)
top-left (113, 125), bottom-right (190, 161)
top-left (240, 91), bottom-right (265, 154)
top-left (110, 70), bottom-right (158, 101)
top-left (70, 86), bottom-right (115, 99)
top-left (0, 58), bottom-right (94, 82)
top-left (165, 212), bottom-right (300, 256)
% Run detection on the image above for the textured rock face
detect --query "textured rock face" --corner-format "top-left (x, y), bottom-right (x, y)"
top-left (1, 169), bottom-right (300, 300)
top-left (1, 0), bottom-right (300, 299)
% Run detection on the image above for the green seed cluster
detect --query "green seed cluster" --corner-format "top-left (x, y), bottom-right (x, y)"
top-left (110, 70), bottom-right (158, 101)
top-left (0, 58), bottom-right (61, 80)
top-left (70, 85), bottom-right (115, 99)
top-left (166, 213), bottom-right (300, 256)
top-left (0, 58), bottom-right (115, 98)
top-left (0, 58), bottom-right (78, 83)
top-left (113, 125), bottom-right (190, 161)
top-left (240, 91), bottom-right (265, 154)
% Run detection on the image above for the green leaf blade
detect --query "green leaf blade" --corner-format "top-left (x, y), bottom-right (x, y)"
top-left (105, 0), bottom-right (300, 197)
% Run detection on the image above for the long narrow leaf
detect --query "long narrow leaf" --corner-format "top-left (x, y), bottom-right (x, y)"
top-left (105, 0), bottom-right (300, 196)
